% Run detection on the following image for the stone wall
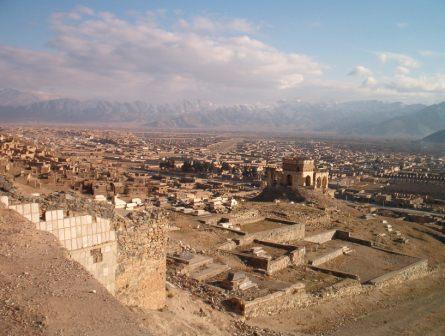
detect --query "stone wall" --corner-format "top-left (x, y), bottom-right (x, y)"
top-left (8, 202), bottom-right (40, 223)
top-left (309, 247), bottom-right (345, 266)
top-left (4, 198), bottom-right (119, 294)
top-left (230, 209), bottom-right (263, 225)
top-left (2, 195), bottom-right (167, 309)
top-left (335, 230), bottom-right (373, 246)
top-left (304, 230), bottom-right (336, 244)
top-left (114, 214), bottom-right (167, 310)
top-left (69, 241), bottom-right (117, 293)
top-left (267, 256), bottom-right (291, 274)
top-left (232, 282), bottom-right (308, 318)
top-left (367, 259), bottom-right (428, 285)
top-left (250, 222), bottom-right (305, 243)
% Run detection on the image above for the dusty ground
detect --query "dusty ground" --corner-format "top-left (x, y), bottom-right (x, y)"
top-left (248, 266), bottom-right (445, 336)
top-left (2, 187), bottom-right (445, 336)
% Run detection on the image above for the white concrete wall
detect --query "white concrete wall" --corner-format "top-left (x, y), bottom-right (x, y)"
top-left (3, 196), bottom-right (117, 294)
top-left (39, 212), bottom-right (115, 251)
top-left (8, 202), bottom-right (40, 223)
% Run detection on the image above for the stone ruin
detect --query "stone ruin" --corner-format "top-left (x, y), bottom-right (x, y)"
top-left (0, 195), bottom-right (166, 310)
top-left (266, 156), bottom-right (329, 190)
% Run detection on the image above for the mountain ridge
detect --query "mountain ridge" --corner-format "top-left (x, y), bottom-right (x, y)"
top-left (1, 88), bottom-right (444, 138)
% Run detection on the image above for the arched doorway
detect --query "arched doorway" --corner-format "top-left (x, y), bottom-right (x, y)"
top-left (322, 176), bottom-right (328, 189)
top-left (305, 175), bottom-right (311, 187)
top-left (286, 174), bottom-right (292, 187)
top-left (316, 177), bottom-right (321, 188)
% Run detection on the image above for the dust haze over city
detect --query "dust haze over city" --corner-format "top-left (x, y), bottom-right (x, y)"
top-left (0, 1), bottom-right (444, 336)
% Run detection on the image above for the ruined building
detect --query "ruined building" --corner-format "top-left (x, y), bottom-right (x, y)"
top-left (266, 157), bottom-right (329, 190)
top-left (0, 195), bottom-right (166, 310)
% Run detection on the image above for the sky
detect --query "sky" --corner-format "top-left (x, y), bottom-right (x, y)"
top-left (0, 0), bottom-right (444, 104)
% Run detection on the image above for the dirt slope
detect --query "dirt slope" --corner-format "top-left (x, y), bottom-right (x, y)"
top-left (0, 208), bottom-right (150, 336)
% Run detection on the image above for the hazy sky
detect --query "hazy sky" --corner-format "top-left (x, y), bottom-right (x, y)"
top-left (0, 0), bottom-right (444, 104)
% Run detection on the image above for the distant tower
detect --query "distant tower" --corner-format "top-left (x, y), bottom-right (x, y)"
top-left (266, 157), bottom-right (328, 191)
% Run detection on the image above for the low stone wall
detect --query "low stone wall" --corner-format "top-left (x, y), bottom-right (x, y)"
top-left (231, 283), bottom-right (308, 318)
top-left (250, 222), bottom-right (305, 243)
top-left (367, 259), bottom-right (428, 285)
top-left (267, 256), bottom-right (291, 274)
top-left (234, 252), bottom-right (270, 271)
top-left (334, 230), bottom-right (373, 246)
top-left (318, 278), bottom-right (365, 299)
top-left (290, 247), bottom-right (306, 265)
top-left (230, 210), bottom-right (263, 225)
top-left (309, 247), bottom-right (345, 266)
top-left (304, 230), bottom-right (336, 244)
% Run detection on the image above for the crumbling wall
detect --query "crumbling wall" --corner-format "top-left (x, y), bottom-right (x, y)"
top-left (234, 252), bottom-right (270, 270)
top-left (251, 223), bottom-right (305, 243)
top-left (304, 230), bottom-right (336, 244)
top-left (267, 256), bottom-right (291, 274)
top-left (231, 210), bottom-right (263, 225)
top-left (334, 230), bottom-right (373, 246)
top-left (114, 213), bottom-right (167, 310)
top-left (368, 259), bottom-right (428, 285)
top-left (233, 283), bottom-right (308, 318)
top-left (309, 247), bottom-right (345, 266)
top-left (290, 247), bottom-right (306, 265)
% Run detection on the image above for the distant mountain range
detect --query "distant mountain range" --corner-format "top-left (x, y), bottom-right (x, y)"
top-left (0, 88), bottom-right (444, 138)
top-left (422, 129), bottom-right (445, 144)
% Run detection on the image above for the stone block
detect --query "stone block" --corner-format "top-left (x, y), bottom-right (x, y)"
top-left (65, 239), bottom-right (72, 250)
top-left (0, 196), bottom-right (9, 207)
top-left (45, 211), bottom-right (53, 222)
top-left (64, 227), bottom-right (71, 240)
top-left (71, 238), bottom-right (78, 250)
top-left (23, 203), bottom-right (31, 215)
top-left (70, 226), bottom-right (76, 238)
top-left (31, 203), bottom-right (39, 213)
